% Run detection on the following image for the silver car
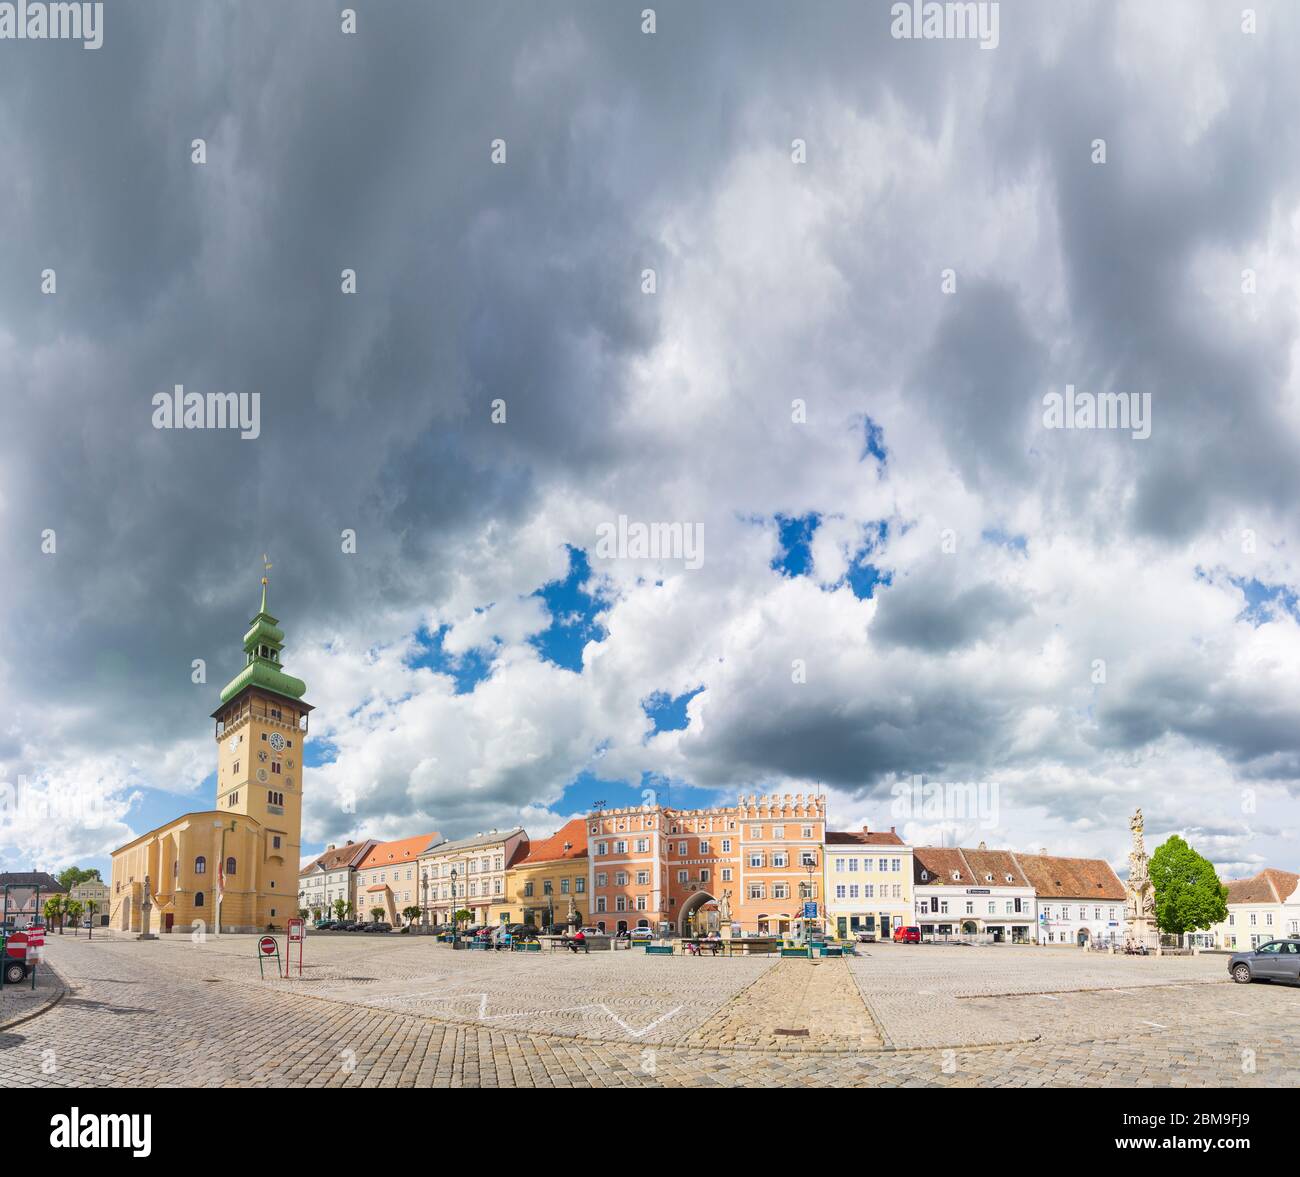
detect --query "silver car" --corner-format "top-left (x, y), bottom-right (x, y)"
top-left (1228, 938), bottom-right (1300, 985)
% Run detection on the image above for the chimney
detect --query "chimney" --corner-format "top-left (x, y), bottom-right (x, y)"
top-left (890, 826), bottom-right (896, 834)
top-left (862, 824), bottom-right (870, 833)
top-left (978, 841), bottom-right (987, 850)
top-left (1039, 847), bottom-right (1047, 856)
top-left (327, 844), bottom-right (336, 851)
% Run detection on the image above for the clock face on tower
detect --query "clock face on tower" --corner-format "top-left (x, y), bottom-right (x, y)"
top-left (258, 750), bottom-right (268, 763)
top-left (269, 732), bottom-right (286, 752)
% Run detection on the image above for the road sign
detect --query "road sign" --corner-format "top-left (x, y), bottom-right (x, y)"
top-left (285, 917), bottom-right (305, 977)
top-left (256, 935), bottom-right (281, 978)
top-left (802, 901), bottom-right (818, 919)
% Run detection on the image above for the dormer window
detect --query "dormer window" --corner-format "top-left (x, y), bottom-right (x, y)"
top-left (951, 871), bottom-right (960, 881)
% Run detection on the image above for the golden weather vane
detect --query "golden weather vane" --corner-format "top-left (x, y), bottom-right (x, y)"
top-left (262, 552), bottom-right (272, 586)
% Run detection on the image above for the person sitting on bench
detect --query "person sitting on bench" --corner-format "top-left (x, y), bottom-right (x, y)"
top-left (567, 929), bottom-right (587, 953)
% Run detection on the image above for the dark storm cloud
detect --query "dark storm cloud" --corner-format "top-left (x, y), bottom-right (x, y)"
top-left (3, 0), bottom-right (1300, 868)
top-left (0, 0), bottom-right (947, 752)
top-left (871, 563), bottom-right (1029, 651)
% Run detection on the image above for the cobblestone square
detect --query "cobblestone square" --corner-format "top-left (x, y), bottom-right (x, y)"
top-left (2, 932), bottom-right (1297, 1088)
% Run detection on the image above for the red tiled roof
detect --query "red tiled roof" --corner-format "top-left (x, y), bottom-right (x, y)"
top-left (517, 818), bottom-right (587, 866)
top-left (1017, 854), bottom-right (1125, 901)
top-left (357, 833), bottom-right (438, 871)
top-left (1224, 868), bottom-right (1300, 905)
top-left (827, 828), bottom-right (905, 847)
top-left (913, 847), bottom-right (973, 886)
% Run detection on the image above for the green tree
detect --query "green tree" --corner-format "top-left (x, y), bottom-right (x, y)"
top-left (43, 895), bottom-right (64, 933)
top-left (369, 907), bottom-right (385, 923)
top-left (56, 866), bottom-right (101, 891)
top-left (85, 899), bottom-right (99, 925)
top-left (1150, 835), bottom-right (1228, 936)
top-left (64, 899), bottom-right (83, 928)
top-left (401, 905), bottom-right (421, 926)
top-left (452, 908), bottom-right (472, 928)
top-left (332, 898), bottom-right (348, 920)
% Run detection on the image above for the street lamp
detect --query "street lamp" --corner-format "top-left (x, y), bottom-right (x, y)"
top-left (805, 853), bottom-right (819, 939)
top-left (450, 867), bottom-right (458, 947)
top-left (420, 872), bottom-right (429, 931)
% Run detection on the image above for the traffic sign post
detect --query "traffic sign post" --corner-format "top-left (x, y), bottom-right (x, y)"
top-left (256, 934), bottom-right (280, 979)
top-left (285, 917), bottom-right (305, 977)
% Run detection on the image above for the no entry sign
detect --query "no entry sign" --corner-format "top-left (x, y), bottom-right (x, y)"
top-left (256, 935), bottom-right (280, 978)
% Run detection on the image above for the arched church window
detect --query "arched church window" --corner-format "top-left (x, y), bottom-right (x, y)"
top-left (194, 891), bottom-right (205, 906)
top-left (195, 856), bottom-right (206, 874)
top-left (226, 857), bottom-right (237, 876)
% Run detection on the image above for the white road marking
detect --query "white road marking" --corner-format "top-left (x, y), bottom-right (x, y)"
top-left (1139, 1020), bottom-right (1168, 1029)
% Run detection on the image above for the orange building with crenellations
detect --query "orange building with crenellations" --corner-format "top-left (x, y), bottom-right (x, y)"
top-left (586, 794), bottom-right (826, 936)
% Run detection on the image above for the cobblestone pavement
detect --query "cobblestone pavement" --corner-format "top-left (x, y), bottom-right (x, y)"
top-left (848, 944), bottom-right (1233, 1048)
top-left (683, 959), bottom-right (882, 1051)
top-left (0, 958), bottom-right (64, 1030)
top-left (2, 933), bottom-right (1297, 1087)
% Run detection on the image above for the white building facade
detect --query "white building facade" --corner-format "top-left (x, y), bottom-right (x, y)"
top-left (298, 839), bottom-right (375, 919)
top-left (913, 846), bottom-right (1036, 943)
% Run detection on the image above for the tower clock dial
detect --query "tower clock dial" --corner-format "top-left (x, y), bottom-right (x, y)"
top-left (258, 750), bottom-right (268, 763)
top-left (269, 732), bottom-right (286, 752)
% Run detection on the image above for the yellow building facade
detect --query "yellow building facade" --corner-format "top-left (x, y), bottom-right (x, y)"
top-left (110, 576), bottom-right (312, 934)
top-left (505, 818), bottom-right (588, 929)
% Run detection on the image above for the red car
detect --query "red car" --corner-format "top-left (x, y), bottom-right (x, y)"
top-left (893, 925), bottom-right (921, 944)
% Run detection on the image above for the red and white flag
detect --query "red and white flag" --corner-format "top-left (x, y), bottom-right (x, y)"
top-left (216, 859), bottom-right (225, 905)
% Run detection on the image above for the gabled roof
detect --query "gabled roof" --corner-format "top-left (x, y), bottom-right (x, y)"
top-left (301, 840), bottom-right (377, 875)
top-left (517, 819), bottom-right (587, 866)
top-left (961, 848), bottom-right (1030, 888)
top-left (0, 872), bottom-right (65, 893)
top-left (1225, 868), bottom-right (1300, 905)
top-left (357, 833), bottom-right (438, 871)
top-left (827, 827), bottom-right (905, 847)
top-left (913, 847), bottom-right (973, 886)
top-left (913, 847), bottom-right (1031, 888)
top-left (1016, 854), bottom-right (1125, 900)
top-left (421, 827), bottom-right (526, 856)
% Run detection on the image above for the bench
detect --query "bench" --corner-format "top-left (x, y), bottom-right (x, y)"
top-left (511, 940), bottom-right (541, 952)
top-left (818, 945), bottom-right (843, 957)
top-left (644, 944), bottom-right (675, 955)
top-left (550, 939), bottom-right (590, 953)
top-left (780, 946), bottom-right (810, 958)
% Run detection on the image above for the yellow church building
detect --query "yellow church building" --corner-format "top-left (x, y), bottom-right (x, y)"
top-left (110, 574), bottom-right (312, 934)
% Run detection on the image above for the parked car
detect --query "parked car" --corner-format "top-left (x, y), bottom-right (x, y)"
top-left (364, 922), bottom-right (392, 933)
top-left (3, 942), bottom-right (28, 985)
top-left (1229, 939), bottom-right (1300, 985)
top-left (578, 926), bottom-right (602, 938)
top-left (893, 925), bottom-right (921, 944)
top-left (855, 930), bottom-right (877, 943)
top-left (628, 927), bottom-right (655, 941)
